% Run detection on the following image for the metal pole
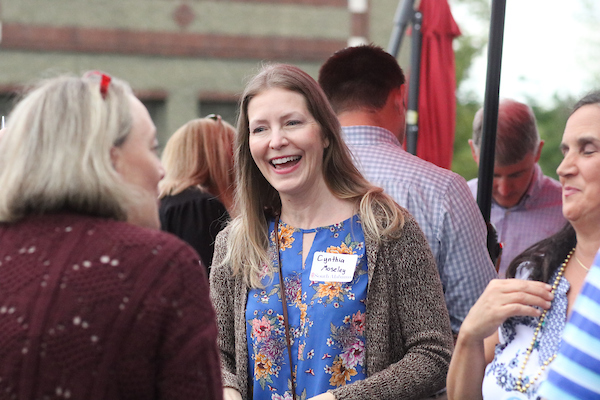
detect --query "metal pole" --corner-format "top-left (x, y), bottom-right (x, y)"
top-left (476, 0), bottom-right (507, 222)
top-left (387, 0), bottom-right (417, 56)
top-left (476, 0), bottom-right (506, 267)
top-left (405, 11), bottom-right (422, 155)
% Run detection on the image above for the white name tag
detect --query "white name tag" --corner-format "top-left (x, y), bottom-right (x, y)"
top-left (309, 251), bottom-right (358, 282)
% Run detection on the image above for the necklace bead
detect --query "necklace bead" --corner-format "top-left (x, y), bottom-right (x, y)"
top-left (515, 247), bottom-right (574, 394)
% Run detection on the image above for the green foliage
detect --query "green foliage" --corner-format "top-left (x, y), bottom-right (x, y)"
top-left (454, 35), bottom-right (483, 91)
top-left (449, 0), bottom-right (489, 180)
top-left (448, 0), bottom-right (575, 182)
top-left (451, 95), bottom-right (480, 181)
top-left (530, 95), bottom-right (574, 180)
top-left (450, 0), bottom-right (488, 181)
top-left (451, 94), bottom-right (575, 182)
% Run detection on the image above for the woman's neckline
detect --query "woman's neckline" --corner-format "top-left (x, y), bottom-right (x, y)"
top-left (277, 214), bottom-right (358, 232)
top-left (278, 194), bottom-right (356, 230)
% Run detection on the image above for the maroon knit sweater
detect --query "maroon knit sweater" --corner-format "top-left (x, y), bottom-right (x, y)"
top-left (0, 213), bottom-right (222, 400)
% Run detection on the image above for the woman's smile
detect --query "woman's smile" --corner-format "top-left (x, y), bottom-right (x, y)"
top-left (248, 87), bottom-right (329, 199)
top-left (270, 155), bottom-right (302, 171)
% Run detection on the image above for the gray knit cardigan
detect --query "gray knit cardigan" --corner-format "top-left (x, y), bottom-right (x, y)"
top-left (209, 208), bottom-right (454, 400)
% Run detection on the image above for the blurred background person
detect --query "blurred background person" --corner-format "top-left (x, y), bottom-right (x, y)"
top-left (211, 63), bottom-right (452, 400)
top-left (469, 99), bottom-right (565, 276)
top-left (318, 44), bottom-right (497, 339)
top-left (447, 91), bottom-right (600, 400)
top-left (159, 115), bottom-right (235, 271)
top-left (0, 72), bottom-right (222, 399)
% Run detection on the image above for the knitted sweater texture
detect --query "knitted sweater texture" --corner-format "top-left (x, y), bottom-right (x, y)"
top-left (0, 213), bottom-right (222, 400)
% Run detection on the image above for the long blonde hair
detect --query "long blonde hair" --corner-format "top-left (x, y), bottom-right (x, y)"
top-left (159, 116), bottom-right (236, 212)
top-left (224, 64), bottom-right (404, 288)
top-left (0, 73), bottom-right (136, 222)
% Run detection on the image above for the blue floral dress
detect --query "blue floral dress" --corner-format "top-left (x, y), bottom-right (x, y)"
top-left (246, 215), bottom-right (368, 400)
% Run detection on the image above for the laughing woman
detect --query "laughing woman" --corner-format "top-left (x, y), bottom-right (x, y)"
top-left (209, 64), bottom-right (453, 400)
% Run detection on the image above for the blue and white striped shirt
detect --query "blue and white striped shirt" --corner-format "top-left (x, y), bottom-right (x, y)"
top-left (539, 252), bottom-right (600, 400)
top-left (343, 125), bottom-right (497, 333)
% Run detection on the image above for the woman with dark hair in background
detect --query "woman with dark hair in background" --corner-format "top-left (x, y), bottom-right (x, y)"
top-left (159, 116), bottom-right (235, 270)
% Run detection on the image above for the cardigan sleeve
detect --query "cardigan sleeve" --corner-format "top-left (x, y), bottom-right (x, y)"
top-left (331, 210), bottom-right (454, 400)
top-left (209, 227), bottom-right (241, 392)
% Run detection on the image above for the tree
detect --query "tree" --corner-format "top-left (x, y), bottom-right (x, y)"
top-left (448, 0), bottom-right (584, 182)
top-left (531, 95), bottom-right (573, 180)
top-left (449, 0), bottom-right (489, 180)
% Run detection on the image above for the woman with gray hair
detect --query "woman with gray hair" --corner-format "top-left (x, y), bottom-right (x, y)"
top-left (0, 72), bottom-right (222, 399)
top-left (210, 63), bottom-right (453, 400)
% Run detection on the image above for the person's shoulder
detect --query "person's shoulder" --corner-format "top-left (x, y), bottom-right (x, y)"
top-left (88, 216), bottom-right (194, 255)
top-left (368, 205), bottom-right (433, 271)
top-left (213, 220), bottom-right (233, 247)
top-left (400, 158), bottom-right (476, 206)
top-left (369, 201), bottom-right (419, 238)
top-left (208, 222), bottom-right (236, 281)
top-left (388, 150), bottom-right (466, 186)
top-left (10, 213), bottom-right (200, 268)
top-left (216, 219), bottom-right (233, 235)
top-left (396, 206), bottom-right (423, 235)
top-left (412, 156), bottom-right (466, 181)
top-left (467, 177), bottom-right (478, 189)
top-left (98, 219), bottom-right (208, 283)
top-left (160, 187), bottom-right (221, 208)
top-left (347, 125), bottom-right (467, 186)
top-left (160, 188), bottom-right (228, 219)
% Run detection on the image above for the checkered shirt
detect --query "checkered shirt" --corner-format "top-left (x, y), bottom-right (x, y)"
top-left (468, 164), bottom-right (565, 278)
top-left (343, 125), bottom-right (498, 333)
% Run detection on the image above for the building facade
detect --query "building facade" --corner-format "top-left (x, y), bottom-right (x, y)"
top-left (0, 0), bottom-right (408, 144)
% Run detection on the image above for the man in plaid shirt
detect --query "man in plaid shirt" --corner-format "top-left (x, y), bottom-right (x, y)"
top-left (468, 99), bottom-right (565, 277)
top-left (319, 44), bottom-right (497, 337)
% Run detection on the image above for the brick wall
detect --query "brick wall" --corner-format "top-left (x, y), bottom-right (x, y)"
top-left (0, 0), bottom-right (406, 141)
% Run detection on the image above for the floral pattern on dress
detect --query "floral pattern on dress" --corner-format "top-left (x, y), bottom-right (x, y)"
top-left (246, 216), bottom-right (367, 399)
top-left (278, 224), bottom-right (296, 251)
top-left (324, 309), bottom-right (366, 387)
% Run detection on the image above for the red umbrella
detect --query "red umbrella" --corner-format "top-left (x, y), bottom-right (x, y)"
top-left (414, 0), bottom-right (461, 169)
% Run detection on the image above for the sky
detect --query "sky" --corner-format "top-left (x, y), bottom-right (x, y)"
top-left (452, 0), bottom-right (600, 106)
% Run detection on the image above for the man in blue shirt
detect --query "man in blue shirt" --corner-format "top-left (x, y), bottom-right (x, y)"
top-left (318, 44), bottom-right (497, 337)
top-left (468, 99), bottom-right (565, 277)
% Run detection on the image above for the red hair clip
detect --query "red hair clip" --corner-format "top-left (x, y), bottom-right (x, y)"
top-left (83, 70), bottom-right (112, 99)
top-left (99, 74), bottom-right (111, 99)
